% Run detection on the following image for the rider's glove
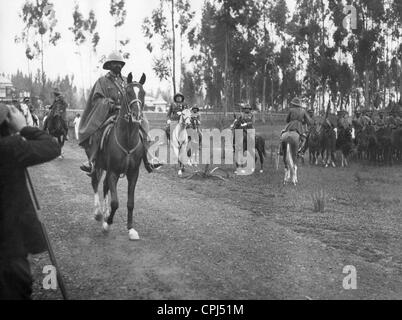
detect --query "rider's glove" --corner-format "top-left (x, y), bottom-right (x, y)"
top-left (167, 119), bottom-right (171, 124)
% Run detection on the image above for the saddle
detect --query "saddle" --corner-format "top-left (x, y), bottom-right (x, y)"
top-left (100, 115), bottom-right (118, 150)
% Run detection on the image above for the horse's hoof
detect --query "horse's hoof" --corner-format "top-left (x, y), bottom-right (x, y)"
top-left (128, 228), bottom-right (140, 241)
top-left (102, 222), bottom-right (110, 233)
top-left (94, 211), bottom-right (103, 222)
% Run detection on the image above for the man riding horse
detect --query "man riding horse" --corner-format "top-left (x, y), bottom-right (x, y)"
top-left (43, 87), bottom-right (69, 141)
top-left (78, 51), bottom-right (161, 175)
top-left (166, 92), bottom-right (188, 139)
top-left (280, 97), bottom-right (312, 157)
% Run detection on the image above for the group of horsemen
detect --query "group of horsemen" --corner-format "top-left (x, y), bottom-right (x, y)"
top-left (41, 51), bottom-right (402, 172)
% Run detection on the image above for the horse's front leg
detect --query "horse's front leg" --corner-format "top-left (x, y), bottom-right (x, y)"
top-left (91, 169), bottom-right (104, 222)
top-left (127, 168), bottom-right (140, 240)
top-left (103, 172), bottom-right (119, 233)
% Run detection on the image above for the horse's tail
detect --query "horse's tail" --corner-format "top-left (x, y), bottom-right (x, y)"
top-left (286, 142), bottom-right (295, 178)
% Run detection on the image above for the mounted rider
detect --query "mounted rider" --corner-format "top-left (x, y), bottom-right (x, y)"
top-left (337, 109), bottom-right (350, 129)
top-left (373, 109), bottom-right (386, 130)
top-left (238, 103), bottom-right (255, 130)
top-left (281, 97), bottom-right (312, 156)
top-left (43, 87), bottom-right (69, 140)
top-left (166, 92), bottom-right (188, 125)
top-left (19, 97), bottom-right (34, 127)
top-left (78, 51), bottom-right (160, 175)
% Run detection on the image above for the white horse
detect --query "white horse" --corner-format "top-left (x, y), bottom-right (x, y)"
top-left (281, 131), bottom-right (299, 185)
top-left (171, 109), bottom-right (192, 176)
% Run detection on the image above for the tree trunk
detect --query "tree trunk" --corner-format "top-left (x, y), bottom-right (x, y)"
top-left (224, 24), bottom-right (229, 116)
top-left (262, 64), bottom-right (267, 113)
top-left (400, 55), bottom-right (402, 101)
top-left (171, 0), bottom-right (176, 96)
top-left (41, 34), bottom-right (44, 87)
top-left (365, 69), bottom-right (370, 109)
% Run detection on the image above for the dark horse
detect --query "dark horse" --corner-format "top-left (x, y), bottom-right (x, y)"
top-left (307, 122), bottom-right (322, 165)
top-left (231, 116), bottom-right (266, 173)
top-left (91, 72), bottom-right (147, 240)
top-left (320, 121), bottom-right (336, 167)
top-left (46, 113), bottom-right (67, 158)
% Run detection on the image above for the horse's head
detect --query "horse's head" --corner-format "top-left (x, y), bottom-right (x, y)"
top-left (123, 72), bottom-right (146, 123)
top-left (178, 108), bottom-right (192, 128)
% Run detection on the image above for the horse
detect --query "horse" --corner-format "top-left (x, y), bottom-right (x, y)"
top-left (91, 72), bottom-right (147, 241)
top-left (363, 125), bottom-right (378, 163)
top-left (171, 108), bottom-right (192, 176)
top-left (46, 113), bottom-right (67, 159)
top-left (280, 131), bottom-right (299, 185)
top-left (230, 116), bottom-right (266, 173)
top-left (307, 122), bottom-right (322, 165)
top-left (376, 126), bottom-right (394, 165)
top-left (320, 121), bottom-right (336, 167)
top-left (336, 124), bottom-right (354, 167)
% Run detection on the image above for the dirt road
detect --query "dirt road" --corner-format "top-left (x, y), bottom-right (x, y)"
top-left (29, 141), bottom-right (402, 300)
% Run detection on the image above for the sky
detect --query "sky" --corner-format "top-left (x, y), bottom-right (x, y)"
top-left (0, 0), bottom-right (296, 96)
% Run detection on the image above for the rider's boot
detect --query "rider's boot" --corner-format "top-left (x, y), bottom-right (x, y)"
top-left (80, 136), bottom-right (98, 175)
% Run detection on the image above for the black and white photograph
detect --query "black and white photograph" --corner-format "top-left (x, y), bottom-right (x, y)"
top-left (0, 0), bottom-right (402, 304)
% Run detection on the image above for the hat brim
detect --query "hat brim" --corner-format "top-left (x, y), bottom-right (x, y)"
top-left (103, 60), bottom-right (126, 70)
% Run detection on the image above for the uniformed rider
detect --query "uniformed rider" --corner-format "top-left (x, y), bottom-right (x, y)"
top-left (281, 97), bottom-right (312, 156)
top-left (78, 51), bottom-right (160, 175)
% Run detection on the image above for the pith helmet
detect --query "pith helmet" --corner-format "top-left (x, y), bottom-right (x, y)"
top-left (103, 51), bottom-right (126, 70)
top-left (290, 97), bottom-right (303, 108)
top-left (174, 92), bottom-right (185, 103)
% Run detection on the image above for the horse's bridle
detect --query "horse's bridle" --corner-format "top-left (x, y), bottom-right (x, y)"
top-left (179, 111), bottom-right (191, 129)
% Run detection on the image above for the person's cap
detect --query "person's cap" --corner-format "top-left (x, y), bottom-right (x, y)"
top-left (23, 97), bottom-right (30, 102)
top-left (0, 103), bottom-right (9, 125)
top-left (174, 93), bottom-right (185, 102)
top-left (192, 105), bottom-right (199, 111)
top-left (290, 97), bottom-right (303, 108)
top-left (242, 103), bottom-right (251, 110)
top-left (307, 109), bottom-right (314, 114)
top-left (103, 51), bottom-right (126, 70)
